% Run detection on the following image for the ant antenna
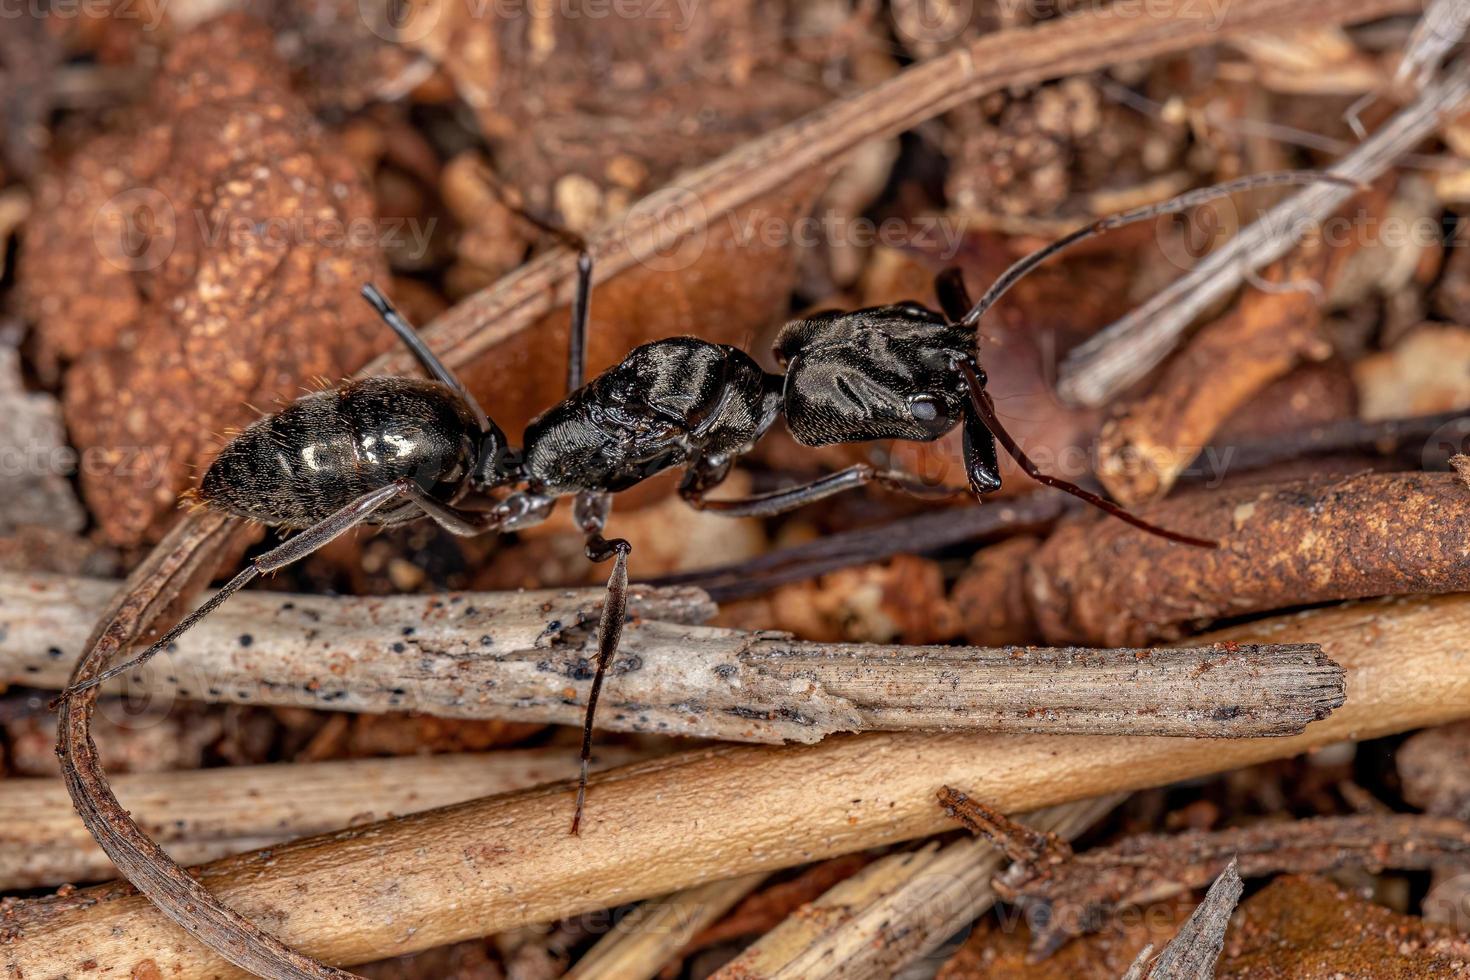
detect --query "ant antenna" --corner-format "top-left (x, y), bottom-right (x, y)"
top-left (957, 361), bottom-right (1217, 548)
top-left (958, 171), bottom-right (1363, 329)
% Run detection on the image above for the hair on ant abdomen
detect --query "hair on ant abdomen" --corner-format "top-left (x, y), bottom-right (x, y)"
top-left (199, 377), bottom-right (481, 529)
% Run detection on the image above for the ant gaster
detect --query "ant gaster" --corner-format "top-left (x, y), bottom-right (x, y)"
top-left (59, 172), bottom-right (1333, 834)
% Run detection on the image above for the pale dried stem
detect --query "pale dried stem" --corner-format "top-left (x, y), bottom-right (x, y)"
top-left (0, 749), bottom-right (643, 890)
top-left (710, 795), bottom-right (1124, 980)
top-left (9, 572), bottom-right (1342, 741)
top-left (566, 873), bottom-right (766, 980)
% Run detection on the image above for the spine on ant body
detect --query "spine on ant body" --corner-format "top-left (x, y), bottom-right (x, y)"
top-left (198, 377), bottom-right (478, 529)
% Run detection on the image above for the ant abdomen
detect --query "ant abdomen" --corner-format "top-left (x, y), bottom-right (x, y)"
top-left (198, 377), bottom-right (479, 529)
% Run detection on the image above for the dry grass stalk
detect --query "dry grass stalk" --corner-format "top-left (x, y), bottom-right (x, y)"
top-left (0, 749), bottom-right (643, 890)
top-left (565, 873), bottom-right (765, 980)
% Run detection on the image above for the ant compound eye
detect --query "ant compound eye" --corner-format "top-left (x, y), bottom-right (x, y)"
top-left (907, 393), bottom-right (951, 434)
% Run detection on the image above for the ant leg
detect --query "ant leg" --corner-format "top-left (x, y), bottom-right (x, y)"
top-left (566, 251), bottom-right (593, 394)
top-left (569, 491), bottom-right (632, 836)
top-left (681, 462), bottom-right (966, 519)
top-left (957, 362), bottom-right (1217, 548)
top-left (359, 285), bottom-right (497, 435)
top-left (397, 483), bottom-right (515, 537)
top-left (55, 480), bottom-right (416, 702)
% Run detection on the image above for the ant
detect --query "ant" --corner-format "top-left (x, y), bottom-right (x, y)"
top-left (57, 171), bottom-right (1330, 834)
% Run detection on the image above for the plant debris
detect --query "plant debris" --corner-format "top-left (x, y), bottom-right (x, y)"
top-left (6, 0), bottom-right (1470, 976)
top-left (1124, 859), bottom-right (1242, 980)
top-left (940, 786), bottom-right (1470, 956)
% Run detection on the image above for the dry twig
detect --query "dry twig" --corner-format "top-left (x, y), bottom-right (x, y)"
top-left (1096, 250), bottom-right (1334, 505)
top-left (1026, 471), bottom-right (1470, 645)
top-left (13, 590), bottom-right (1469, 976)
top-left (942, 795), bottom-right (1470, 955)
top-left (1396, 0), bottom-right (1469, 89)
top-left (10, 572), bottom-right (1342, 739)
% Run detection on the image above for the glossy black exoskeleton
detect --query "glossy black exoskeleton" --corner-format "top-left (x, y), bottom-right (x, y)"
top-left (200, 377), bottom-right (482, 528)
top-left (519, 338), bottom-right (781, 498)
top-left (774, 302), bottom-right (1003, 493)
top-left (62, 174), bottom-right (1336, 834)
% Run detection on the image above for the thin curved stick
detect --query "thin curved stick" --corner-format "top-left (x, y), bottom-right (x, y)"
top-left (56, 511), bottom-right (359, 979)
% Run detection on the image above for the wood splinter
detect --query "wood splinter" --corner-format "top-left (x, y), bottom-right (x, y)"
top-left (1123, 859), bottom-right (1243, 980)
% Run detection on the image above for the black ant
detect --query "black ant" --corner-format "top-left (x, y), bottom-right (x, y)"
top-left (56, 172), bottom-right (1333, 834)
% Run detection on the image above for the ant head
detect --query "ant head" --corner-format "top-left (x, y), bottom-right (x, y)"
top-left (774, 303), bottom-right (975, 447)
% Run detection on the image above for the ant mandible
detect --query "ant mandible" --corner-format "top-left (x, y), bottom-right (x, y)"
top-left (57, 171), bottom-right (1330, 834)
